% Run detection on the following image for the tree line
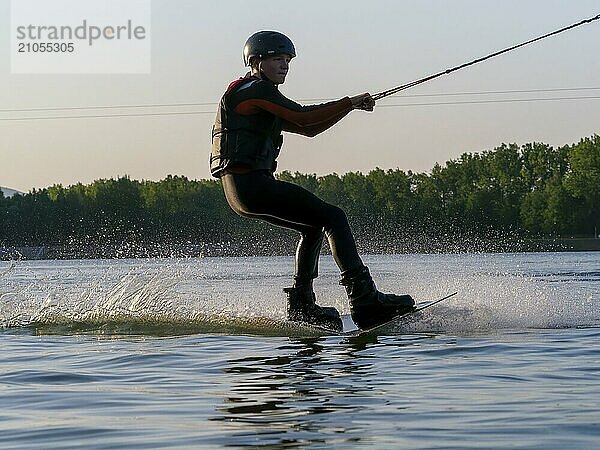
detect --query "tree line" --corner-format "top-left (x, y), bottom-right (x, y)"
top-left (1, 135), bottom-right (598, 257)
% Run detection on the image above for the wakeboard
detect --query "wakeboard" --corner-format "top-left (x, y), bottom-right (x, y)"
top-left (288, 292), bottom-right (457, 336)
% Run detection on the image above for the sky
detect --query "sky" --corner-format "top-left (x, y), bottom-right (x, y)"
top-left (1, 0), bottom-right (600, 192)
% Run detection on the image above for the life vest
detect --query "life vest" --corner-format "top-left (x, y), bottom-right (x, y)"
top-left (210, 78), bottom-right (283, 178)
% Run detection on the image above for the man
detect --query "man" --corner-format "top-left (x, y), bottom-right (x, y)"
top-left (211, 31), bottom-right (414, 331)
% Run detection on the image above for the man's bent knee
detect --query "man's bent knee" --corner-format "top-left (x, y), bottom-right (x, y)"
top-left (324, 204), bottom-right (349, 229)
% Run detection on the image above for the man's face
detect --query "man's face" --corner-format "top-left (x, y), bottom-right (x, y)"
top-left (258, 54), bottom-right (292, 84)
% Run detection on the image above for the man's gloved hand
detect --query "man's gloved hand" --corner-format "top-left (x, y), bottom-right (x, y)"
top-left (350, 93), bottom-right (375, 111)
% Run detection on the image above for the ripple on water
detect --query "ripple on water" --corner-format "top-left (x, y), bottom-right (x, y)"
top-left (0, 254), bottom-right (599, 448)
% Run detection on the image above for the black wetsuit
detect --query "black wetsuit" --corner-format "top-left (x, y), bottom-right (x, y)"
top-left (212, 75), bottom-right (364, 284)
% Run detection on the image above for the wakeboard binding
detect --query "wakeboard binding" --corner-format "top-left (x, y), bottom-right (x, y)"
top-left (284, 286), bottom-right (343, 332)
top-left (341, 266), bottom-right (415, 330)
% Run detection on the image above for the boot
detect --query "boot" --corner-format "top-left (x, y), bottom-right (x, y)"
top-left (340, 266), bottom-right (415, 330)
top-left (284, 286), bottom-right (343, 332)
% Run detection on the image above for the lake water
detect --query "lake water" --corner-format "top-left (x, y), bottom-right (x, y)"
top-left (0, 253), bottom-right (598, 448)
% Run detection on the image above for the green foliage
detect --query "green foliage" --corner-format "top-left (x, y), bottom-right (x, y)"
top-left (1, 135), bottom-right (598, 256)
top-left (563, 135), bottom-right (600, 234)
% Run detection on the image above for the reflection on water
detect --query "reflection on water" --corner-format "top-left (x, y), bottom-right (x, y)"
top-left (211, 335), bottom-right (425, 447)
top-left (0, 329), bottom-right (599, 449)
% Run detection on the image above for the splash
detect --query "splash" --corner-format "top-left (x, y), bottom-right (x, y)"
top-left (0, 258), bottom-right (318, 336)
top-left (0, 254), bottom-right (597, 336)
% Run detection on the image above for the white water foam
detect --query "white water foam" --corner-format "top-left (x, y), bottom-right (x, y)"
top-left (0, 253), bottom-right (598, 334)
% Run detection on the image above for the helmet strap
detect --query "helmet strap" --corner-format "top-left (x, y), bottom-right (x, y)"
top-left (250, 58), bottom-right (263, 76)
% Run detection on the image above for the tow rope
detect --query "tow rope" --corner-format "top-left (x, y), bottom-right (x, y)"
top-left (372, 13), bottom-right (600, 101)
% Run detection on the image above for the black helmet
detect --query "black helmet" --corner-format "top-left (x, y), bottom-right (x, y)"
top-left (243, 31), bottom-right (296, 66)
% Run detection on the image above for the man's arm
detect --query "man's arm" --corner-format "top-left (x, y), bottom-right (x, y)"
top-left (281, 109), bottom-right (351, 137)
top-left (231, 80), bottom-right (354, 128)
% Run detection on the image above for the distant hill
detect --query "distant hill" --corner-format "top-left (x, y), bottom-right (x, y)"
top-left (0, 186), bottom-right (21, 197)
